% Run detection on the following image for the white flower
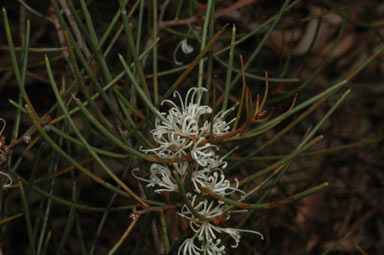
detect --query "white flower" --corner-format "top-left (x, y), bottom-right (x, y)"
top-left (173, 161), bottom-right (189, 176)
top-left (202, 145), bottom-right (238, 170)
top-left (191, 166), bottom-right (244, 196)
top-left (220, 227), bottom-right (264, 248)
top-left (191, 137), bottom-right (216, 167)
top-left (143, 87), bottom-right (219, 162)
top-left (181, 39), bottom-right (194, 54)
top-left (179, 197), bottom-right (226, 244)
top-left (191, 168), bottom-right (232, 195)
top-left (178, 196), bottom-right (263, 252)
top-left (132, 164), bottom-right (178, 193)
top-left (204, 239), bottom-right (226, 255)
top-left (160, 87), bottom-right (212, 139)
top-left (134, 86), bottom-right (261, 253)
top-left (173, 38), bottom-right (194, 66)
top-left (191, 167), bottom-right (211, 193)
top-left (142, 87), bottom-right (235, 170)
top-left (177, 237), bottom-right (202, 255)
top-left (195, 221), bottom-right (221, 242)
top-left (180, 195), bottom-right (226, 219)
top-left (203, 170), bottom-right (244, 197)
top-left (177, 228), bottom-right (226, 255)
top-left (142, 118), bottom-right (193, 158)
top-left (0, 171), bottom-right (12, 188)
top-left (148, 164), bottom-right (178, 193)
top-left (211, 108), bottom-right (235, 136)
top-left (192, 220), bottom-right (264, 251)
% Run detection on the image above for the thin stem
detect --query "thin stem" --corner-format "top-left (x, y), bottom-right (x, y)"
top-left (222, 24), bottom-right (236, 111)
top-left (173, 170), bottom-right (209, 222)
top-left (200, 182), bottom-right (329, 210)
top-left (45, 56), bottom-right (148, 206)
top-left (197, 0), bottom-right (215, 89)
top-left (18, 180), bottom-right (36, 255)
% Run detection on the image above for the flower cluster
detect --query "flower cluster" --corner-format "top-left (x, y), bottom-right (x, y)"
top-left (134, 87), bottom-right (263, 254)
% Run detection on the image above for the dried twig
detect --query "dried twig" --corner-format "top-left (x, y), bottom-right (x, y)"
top-left (58, 0), bottom-right (91, 58)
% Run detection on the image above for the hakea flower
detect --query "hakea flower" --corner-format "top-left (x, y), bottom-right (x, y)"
top-left (206, 146), bottom-right (238, 170)
top-left (161, 87), bottom-right (212, 137)
top-left (190, 150), bottom-right (234, 194)
top-left (201, 107), bottom-right (236, 137)
top-left (178, 195), bottom-right (263, 254)
top-left (203, 170), bottom-right (244, 197)
top-left (178, 234), bottom-right (226, 255)
top-left (141, 87), bottom-right (233, 166)
top-left (0, 170), bottom-right (12, 188)
top-left (221, 227), bottom-right (264, 248)
top-left (177, 237), bottom-right (202, 255)
top-left (191, 167), bottom-right (211, 193)
top-left (191, 167), bottom-right (244, 197)
top-left (173, 161), bottom-right (189, 176)
top-left (173, 38), bottom-right (194, 66)
top-left (204, 239), bottom-right (226, 255)
top-left (132, 164), bottom-right (178, 193)
top-left (132, 161), bottom-right (191, 194)
top-left (142, 118), bottom-right (193, 158)
top-left (190, 137), bottom-right (217, 167)
top-left (134, 87), bottom-right (263, 253)
top-left (186, 194), bottom-right (227, 219)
